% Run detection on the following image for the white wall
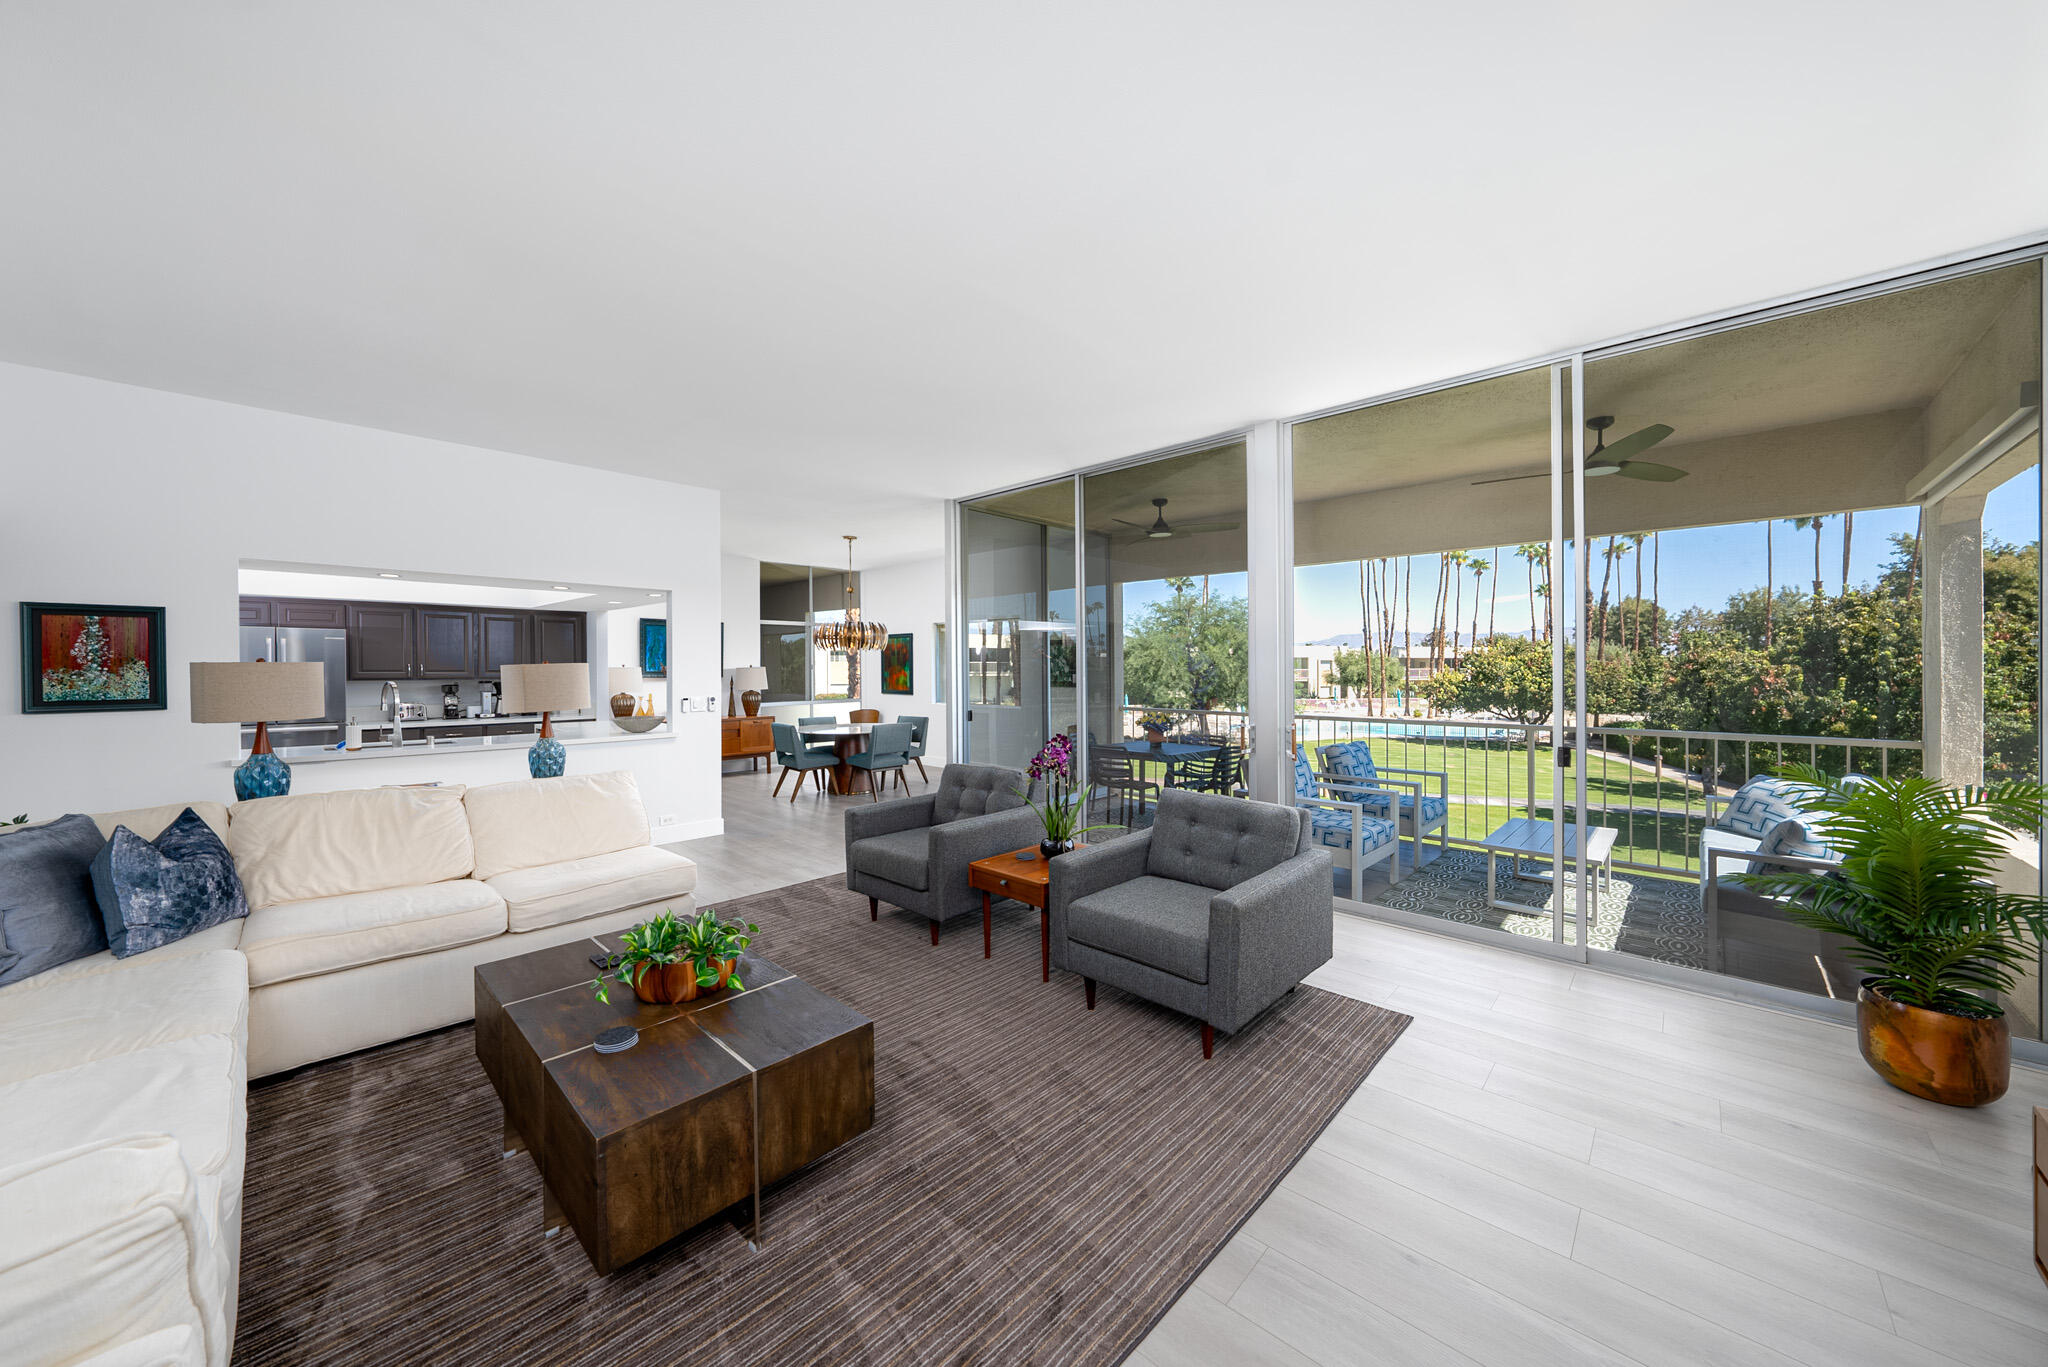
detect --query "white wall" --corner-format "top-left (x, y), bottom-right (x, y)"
top-left (720, 552), bottom-right (760, 672)
top-left (0, 362), bottom-right (724, 837)
top-left (857, 555), bottom-right (949, 765)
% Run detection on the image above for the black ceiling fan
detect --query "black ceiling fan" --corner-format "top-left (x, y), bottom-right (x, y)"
top-left (1471, 415), bottom-right (1687, 486)
top-left (1111, 497), bottom-right (1241, 542)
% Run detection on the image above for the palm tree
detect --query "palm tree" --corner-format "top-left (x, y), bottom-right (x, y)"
top-left (1626, 532), bottom-right (1648, 653)
top-left (1791, 515), bottom-right (1827, 597)
top-left (1764, 519), bottom-right (1775, 648)
top-left (1486, 547), bottom-right (1501, 641)
top-left (1841, 511), bottom-right (1854, 594)
top-left (1594, 536), bottom-right (1620, 659)
top-left (1447, 550), bottom-right (1470, 666)
top-left (1468, 555), bottom-right (1490, 647)
top-left (1516, 543), bottom-right (1544, 640)
top-left (1650, 531), bottom-right (1662, 653)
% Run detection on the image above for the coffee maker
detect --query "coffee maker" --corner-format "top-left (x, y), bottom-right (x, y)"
top-left (441, 683), bottom-right (464, 719)
top-left (479, 680), bottom-right (501, 717)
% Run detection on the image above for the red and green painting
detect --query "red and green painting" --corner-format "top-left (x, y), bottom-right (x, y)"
top-left (21, 603), bottom-right (166, 712)
top-left (880, 632), bottom-right (913, 695)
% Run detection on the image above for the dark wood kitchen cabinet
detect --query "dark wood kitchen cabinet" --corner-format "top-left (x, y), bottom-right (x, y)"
top-left (477, 611), bottom-right (528, 678)
top-left (532, 612), bottom-right (587, 665)
top-left (277, 599), bottom-right (348, 629)
top-left (414, 608), bottom-right (477, 678)
top-left (347, 605), bottom-right (413, 679)
top-left (239, 598), bottom-right (273, 626)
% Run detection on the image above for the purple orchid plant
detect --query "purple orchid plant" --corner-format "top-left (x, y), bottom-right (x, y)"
top-left (1019, 733), bottom-right (1117, 850)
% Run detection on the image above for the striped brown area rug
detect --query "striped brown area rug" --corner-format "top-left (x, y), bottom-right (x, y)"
top-left (235, 874), bottom-right (1408, 1366)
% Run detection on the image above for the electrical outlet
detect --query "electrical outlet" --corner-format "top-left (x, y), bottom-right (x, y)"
top-left (657, 813), bottom-right (678, 826)
top-left (703, 696), bottom-right (715, 712)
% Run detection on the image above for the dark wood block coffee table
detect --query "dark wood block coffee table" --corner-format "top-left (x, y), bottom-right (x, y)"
top-left (474, 932), bottom-right (874, 1274)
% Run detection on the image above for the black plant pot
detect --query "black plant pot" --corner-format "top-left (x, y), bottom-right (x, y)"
top-left (1039, 839), bottom-right (1074, 860)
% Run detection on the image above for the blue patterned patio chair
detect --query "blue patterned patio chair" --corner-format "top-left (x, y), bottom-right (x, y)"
top-left (1314, 740), bottom-right (1449, 874)
top-left (1292, 748), bottom-right (1400, 896)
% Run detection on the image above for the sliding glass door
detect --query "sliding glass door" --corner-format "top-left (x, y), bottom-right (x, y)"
top-left (960, 482), bottom-right (1077, 772)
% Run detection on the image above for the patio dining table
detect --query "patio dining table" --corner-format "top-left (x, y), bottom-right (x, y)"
top-left (797, 722), bottom-right (875, 796)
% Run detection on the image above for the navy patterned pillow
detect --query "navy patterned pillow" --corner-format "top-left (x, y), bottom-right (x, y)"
top-left (0, 813), bottom-right (109, 987)
top-left (89, 808), bottom-right (248, 958)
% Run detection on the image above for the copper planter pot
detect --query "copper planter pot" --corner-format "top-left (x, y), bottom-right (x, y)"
top-left (629, 961), bottom-right (702, 1005)
top-left (1856, 983), bottom-right (2009, 1107)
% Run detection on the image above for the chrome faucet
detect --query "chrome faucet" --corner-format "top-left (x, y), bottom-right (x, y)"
top-left (381, 681), bottom-right (405, 747)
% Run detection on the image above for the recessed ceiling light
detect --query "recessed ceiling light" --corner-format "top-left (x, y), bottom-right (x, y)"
top-left (607, 600), bottom-right (622, 605)
top-left (377, 572), bottom-right (401, 579)
top-left (551, 585), bottom-right (571, 591)
top-left (647, 592), bottom-right (662, 598)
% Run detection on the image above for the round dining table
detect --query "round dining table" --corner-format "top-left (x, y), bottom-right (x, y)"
top-left (796, 722), bottom-right (875, 795)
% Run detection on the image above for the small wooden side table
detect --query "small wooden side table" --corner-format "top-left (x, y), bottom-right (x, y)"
top-left (967, 846), bottom-right (1078, 982)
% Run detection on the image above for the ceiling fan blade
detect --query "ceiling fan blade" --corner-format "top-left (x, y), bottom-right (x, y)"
top-left (1172, 520), bottom-right (1241, 534)
top-left (1617, 460), bottom-right (1687, 482)
top-left (1598, 423), bottom-right (1675, 464)
top-left (1469, 471), bottom-right (1550, 486)
top-left (1109, 518), bottom-right (1151, 529)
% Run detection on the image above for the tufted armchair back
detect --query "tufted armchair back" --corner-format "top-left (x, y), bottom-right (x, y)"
top-left (1145, 788), bottom-right (1311, 892)
top-left (933, 763), bottom-right (1033, 822)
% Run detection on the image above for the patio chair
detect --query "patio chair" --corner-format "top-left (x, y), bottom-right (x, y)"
top-left (897, 714), bottom-right (932, 783)
top-left (1047, 788), bottom-right (1334, 1058)
top-left (1315, 740), bottom-right (1449, 874)
top-left (845, 721), bottom-right (913, 800)
top-left (1699, 774), bottom-right (1863, 995)
top-left (770, 723), bottom-right (836, 803)
top-left (1091, 750), bottom-right (1158, 826)
top-left (1177, 742), bottom-right (1242, 797)
top-left (1292, 748), bottom-right (1401, 895)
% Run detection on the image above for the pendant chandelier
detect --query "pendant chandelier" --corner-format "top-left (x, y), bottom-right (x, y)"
top-left (813, 534), bottom-right (888, 652)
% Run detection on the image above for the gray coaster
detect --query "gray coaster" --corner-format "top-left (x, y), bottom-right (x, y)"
top-left (593, 1026), bottom-right (638, 1054)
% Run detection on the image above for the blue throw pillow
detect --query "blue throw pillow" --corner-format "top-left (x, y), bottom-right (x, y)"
top-left (0, 813), bottom-right (109, 987)
top-left (89, 808), bottom-right (248, 958)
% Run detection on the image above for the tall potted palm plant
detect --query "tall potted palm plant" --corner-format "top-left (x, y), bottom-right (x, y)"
top-left (1740, 764), bottom-right (2048, 1106)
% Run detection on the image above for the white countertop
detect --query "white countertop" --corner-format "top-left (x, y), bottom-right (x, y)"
top-left (222, 727), bottom-right (673, 766)
top-left (250, 711), bottom-right (600, 733)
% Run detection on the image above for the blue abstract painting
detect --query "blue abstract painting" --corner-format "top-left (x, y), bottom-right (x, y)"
top-left (639, 617), bottom-right (668, 678)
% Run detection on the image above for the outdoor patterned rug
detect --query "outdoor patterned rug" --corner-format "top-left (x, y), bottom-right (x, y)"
top-left (1366, 845), bottom-right (1708, 969)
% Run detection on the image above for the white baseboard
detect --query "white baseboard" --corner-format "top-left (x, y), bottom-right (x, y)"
top-left (653, 817), bottom-right (722, 843)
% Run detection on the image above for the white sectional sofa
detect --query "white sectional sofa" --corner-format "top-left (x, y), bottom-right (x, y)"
top-left (0, 771), bottom-right (696, 1367)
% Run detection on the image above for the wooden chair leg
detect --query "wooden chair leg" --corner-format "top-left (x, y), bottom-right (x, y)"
top-left (772, 766), bottom-right (789, 797)
top-left (869, 896), bottom-right (878, 922)
top-left (1085, 978), bottom-right (1096, 1009)
top-left (929, 921), bottom-right (939, 947)
top-left (914, 758), bottom-right (930, 783)
top-left (1201, 1023), bottom-right (1215, 1060)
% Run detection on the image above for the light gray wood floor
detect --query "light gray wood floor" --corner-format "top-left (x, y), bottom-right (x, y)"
top-left (685, 764), bottom-right (2048, 1367)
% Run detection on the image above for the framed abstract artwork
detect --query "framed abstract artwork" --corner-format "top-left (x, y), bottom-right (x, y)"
top-left (880, 632), bottom-right (913, 695)
top-left (21, 602), bottom-right (167, 713)
top-left (639, 617), bottom-right (668, 679)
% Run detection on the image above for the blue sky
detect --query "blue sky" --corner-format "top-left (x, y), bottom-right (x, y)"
top-left (1111, 469), bottom-right (2039, 645)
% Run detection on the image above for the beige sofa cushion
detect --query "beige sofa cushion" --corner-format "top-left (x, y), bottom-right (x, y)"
top-left (229, 785), bottom-right (473, 911)
top-left (11, 920), bottom-right (243, 996)
top-left (486, 845), bottom-right (698, 933)
top-left (0, 1137), bottom-right (229, 1367)
top-left (465, 770), bottom-right (649, 881)
top-left (239, 880), bottom-right (507, 988)
top-left (91, 802), bottom-right (231, 844)
top-left (0, 949), bottom-right (248, 1088)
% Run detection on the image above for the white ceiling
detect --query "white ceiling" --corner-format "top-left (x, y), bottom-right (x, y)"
top-left (3, 3), bottom-right (2046, 568)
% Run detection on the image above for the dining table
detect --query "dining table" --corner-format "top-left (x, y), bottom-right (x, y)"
top-left (796, 722), bottom-right (875, 795)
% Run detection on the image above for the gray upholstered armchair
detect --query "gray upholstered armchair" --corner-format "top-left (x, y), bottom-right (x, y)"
top-left (846, 763), bottom-right (1041, 945)
top-left (1048, 788), bottom-right (1332, 1058)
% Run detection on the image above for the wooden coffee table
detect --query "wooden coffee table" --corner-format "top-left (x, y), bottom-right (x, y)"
top-left (968, 845), bottom-right (1080, 982)
top-left (474, 932), bottom-right (873, 1274)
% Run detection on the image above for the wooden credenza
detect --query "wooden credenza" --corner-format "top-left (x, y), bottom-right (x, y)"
top-left (721, 715), bottom-right (775, 771)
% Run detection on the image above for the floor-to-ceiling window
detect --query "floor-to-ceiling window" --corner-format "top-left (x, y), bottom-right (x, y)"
top-left (759, 560), bottom-right (859, 703)
top-left (1082, 440), bottom-right (1250, 830)
top-left (960, 481), bottom-right (1076, 772)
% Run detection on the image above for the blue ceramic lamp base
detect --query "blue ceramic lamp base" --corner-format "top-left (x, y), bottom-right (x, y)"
top-left (529, 714), bottom-right (567, 778)
top-left (234, 725), bottom-right (293, 800)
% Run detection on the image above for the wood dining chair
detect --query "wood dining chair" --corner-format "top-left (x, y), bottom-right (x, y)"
top-left (850, 708), bottom-right (882, 724)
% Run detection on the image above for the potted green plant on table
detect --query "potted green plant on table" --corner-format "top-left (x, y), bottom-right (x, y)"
top-left (592, 908), bottom-right (759, 1005)
top-left (1739, 764), bottom-right (2048, 1106)
top-left (1020, 734), bottom-right (1118, 859)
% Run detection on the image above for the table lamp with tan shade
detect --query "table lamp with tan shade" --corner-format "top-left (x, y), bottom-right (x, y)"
top-left (729, 665), bottom-right (769, 717)
top-left (189, 661), bottom-right (326, 800)
top-left (501, 662), bottom-right (589, 778)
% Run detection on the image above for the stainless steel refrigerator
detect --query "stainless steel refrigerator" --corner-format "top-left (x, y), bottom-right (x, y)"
top-left (238, 624), bottom-right (348, 747)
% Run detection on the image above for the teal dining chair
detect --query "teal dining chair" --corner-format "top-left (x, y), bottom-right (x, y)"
top-left (897, 714), bottom-right (932, 783)
top-left (845, 722), bottom-right (913, 801)
top-left (771, 723), bottom-right (837, 802)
